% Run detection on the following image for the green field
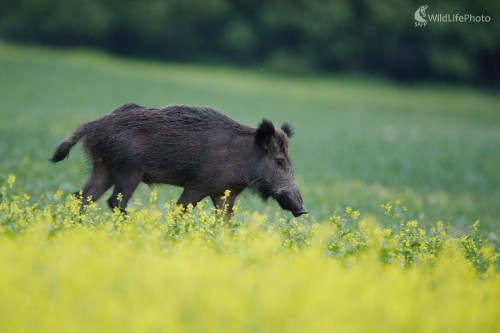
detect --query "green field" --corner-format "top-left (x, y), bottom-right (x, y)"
top-left (0, 44), bottom-right (499, 332)
top-left (1, 43), bottom-right (498, 231)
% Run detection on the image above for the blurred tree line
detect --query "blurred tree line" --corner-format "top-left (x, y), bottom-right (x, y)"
top-left (0, 0), bottom-right (498, 86)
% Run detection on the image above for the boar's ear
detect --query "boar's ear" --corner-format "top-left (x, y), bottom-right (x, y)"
top-left (255, 119), bottom-right (275, 150)
top-left (281, 122), bottom-right (294, 138)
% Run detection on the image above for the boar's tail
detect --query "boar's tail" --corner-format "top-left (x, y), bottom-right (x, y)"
top-left (50, 123), bottom-right (90, 163)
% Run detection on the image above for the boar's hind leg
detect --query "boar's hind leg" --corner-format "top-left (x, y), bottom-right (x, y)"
top-left (79, 162), bottom-right (114, 207)
top-left (107, 169), bottom-right (143, 212)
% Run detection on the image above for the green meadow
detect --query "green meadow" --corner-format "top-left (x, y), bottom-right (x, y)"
top-left (0, 44), bottom-right (499, 333)
top-left (1, 43), bottom-right (498, 232)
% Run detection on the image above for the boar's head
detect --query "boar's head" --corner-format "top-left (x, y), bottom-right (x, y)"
top-left (251, 119), bottom-right (308, 217)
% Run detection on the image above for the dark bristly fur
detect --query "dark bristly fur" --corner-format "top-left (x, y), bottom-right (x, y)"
top-left (281, 122), bottom-right (294, 138)
top-left (50, 122), bottom-right (92, 162)
top-left (50, 141), bottom-right (72, 162)
top-left (255, 119), bottom-right (275, 149)
top-left (51, 103), bottom-right (308, 218)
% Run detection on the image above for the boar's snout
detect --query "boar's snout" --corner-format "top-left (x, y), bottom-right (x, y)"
top-left (292, 208), bottom-right (309, 218)
top-left (274, 190), bottom-right (308, 218)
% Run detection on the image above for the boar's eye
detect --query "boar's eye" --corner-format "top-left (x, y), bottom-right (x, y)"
top-left (276, 158), bottom-right (285, 167)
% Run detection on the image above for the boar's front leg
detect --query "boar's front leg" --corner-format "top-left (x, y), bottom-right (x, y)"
top-left (210, 189), bottom-right (241, 223)
top-left (176, 187), bottom-right (208, 210)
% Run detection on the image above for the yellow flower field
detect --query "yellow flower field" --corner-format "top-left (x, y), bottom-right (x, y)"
top-left (0, 180), bottom-right (498, 333)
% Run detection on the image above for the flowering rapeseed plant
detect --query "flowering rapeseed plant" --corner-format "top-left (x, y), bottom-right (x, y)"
top-left (0, 178), bottom-right (498, 333)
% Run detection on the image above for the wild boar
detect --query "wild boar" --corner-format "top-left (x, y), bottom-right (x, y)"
top-left (51, 103), bottom-right (308, 218)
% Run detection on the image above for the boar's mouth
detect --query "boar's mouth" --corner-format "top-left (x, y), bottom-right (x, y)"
top-left (291, 209), bottom-right (309, 218)
top-left (252, 181), bottom-right (308, 217)
top-left (274, 192), bottom-right (308, 218)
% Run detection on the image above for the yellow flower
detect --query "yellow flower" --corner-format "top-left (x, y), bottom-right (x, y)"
top-left (7, 174), bottom-right (16, 188)
top-left (221, 189), bottom-right (231, 200)
top-left (53, 190), bottom-right (63, 200)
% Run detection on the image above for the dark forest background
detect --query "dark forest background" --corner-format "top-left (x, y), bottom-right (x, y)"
top-left (0, 0), bottom-right (498, 86)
